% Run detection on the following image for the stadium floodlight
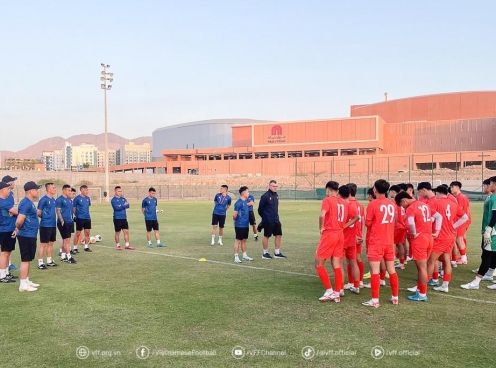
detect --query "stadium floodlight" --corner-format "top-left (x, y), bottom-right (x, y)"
top-left (100, 63), bottom-right (114, 203)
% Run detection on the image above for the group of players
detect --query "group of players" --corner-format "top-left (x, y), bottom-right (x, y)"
top-left (209, 181), bottom-right (286, 264)
top-left (315, 178), bottom-right (496, 307)
top-left (0, 175), bottom-right (165, 292)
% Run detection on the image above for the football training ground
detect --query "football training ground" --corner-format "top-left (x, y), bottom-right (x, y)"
top-left (3, 201), bottom-right (495, 368)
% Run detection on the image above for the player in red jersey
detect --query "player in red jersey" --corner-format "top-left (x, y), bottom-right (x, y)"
top-left (426, 185), bottom-right (468, 293)
top-left (395, 191), bottom-right (437, 301)
top-left (345, 183), bottom-right (366, 289)
top-left (450, 181), bottom-right (471, 265)
top-left (390, 185), bottom-right (407, 270)
top-left (362, 179), bottom-right (399, 308)
top-left (339, 184), bottom-right (360, 294)
top-left (315, 181), bottom-right (349, 303)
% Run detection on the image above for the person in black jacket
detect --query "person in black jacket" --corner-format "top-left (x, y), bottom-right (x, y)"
top-left (258, 180), bottom-right (286, 259)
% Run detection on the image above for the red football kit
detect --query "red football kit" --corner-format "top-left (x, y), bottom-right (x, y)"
top-left (432, 198), bottom-right (465, 254)
top-left (365, 197), bottom-right (396, 262)
top-left (405, 200), bottom-right (433, 261)
top-left (316, 196), bottom-right (349, 259)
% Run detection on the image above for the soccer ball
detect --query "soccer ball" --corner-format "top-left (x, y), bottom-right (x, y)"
top-left (95, 235), bottom-right (102, 242)
top-left (156, 209), bottom-right (164, 213)
top-left (89, 236), bottom-right (97, 244)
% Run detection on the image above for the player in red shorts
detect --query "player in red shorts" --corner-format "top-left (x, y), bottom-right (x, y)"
top-left (426, 185), bottom-right (468, 293)
top-left (362, 179), bottom-right (400, 308)
top-left (340, 185), bottom-right (360, 294)
top-left (450, 181), bottom-right (471, 265)
top-left (394, 191), bottom-right (437, 301)
top-left (390, 185), bottom-right (407, 270)
top-left (315, 181), bottom-right (349, 303)
top-left (345, 183), bottom-right (366, 289)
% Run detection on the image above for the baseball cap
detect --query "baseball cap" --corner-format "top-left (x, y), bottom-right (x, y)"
top-left (2, 175), bottom-right (17, 183)
top-left (24, 181), bottom-right (42, 191)
top-left (0, 182), bottom-right (10, 190)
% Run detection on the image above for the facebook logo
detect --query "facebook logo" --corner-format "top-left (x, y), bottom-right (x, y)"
top-left (136, 346), bottom-right (150, 359)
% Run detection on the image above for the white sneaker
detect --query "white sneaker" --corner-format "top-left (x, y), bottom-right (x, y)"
top-left (234, 258), bottom-right (242, 264)
top-left (210, 238), bottom-right (215, 246)
top-left (395, 263), bottom-right (405, 270)
top-left (29, 281), bottom-right (40, 288)
top-left (433, 285), bottom-right (449, 293)
top-left (407, 285), bottom-right (418, 293)
top-left (362, 283), bottom-right (371, 288)
top-left (319, 291), bottom-right (336, 302)
top-left (359, 281), bottom-right (364, 288)
top-left (343, 283), bottom-right (353, 290)
top-left (406, 256), bottom-right (414, 262)
top-left (362, 299), bottom-right (380, 308)
top-left (460, 281), bottom-right (479, 290)
top-left (482, 275), bottom-right (494, 282)
top-left (487, 284), bottom-right (496, 290)
top-left (451, 261), bottom-right (457, 268)
top-left (349, 286), bottom-right (360, 295)
top-left (242, 255), bottom-right (253, 261)
top-left (218, 239), bottom-right (223, 246)
top-left (380, 280), bottom-right (386, 286)
top-left (19, 285), bottom-right (38, 292)
top-left (339, 290), bottom-right (345, 297)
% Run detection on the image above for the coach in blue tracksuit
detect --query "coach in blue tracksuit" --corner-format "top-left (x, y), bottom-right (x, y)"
top-left (258, 180), bottom-right (286, 260)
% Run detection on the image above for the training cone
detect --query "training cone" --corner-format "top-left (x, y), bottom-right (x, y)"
top-left (199, 258), bottom-right (207, 262)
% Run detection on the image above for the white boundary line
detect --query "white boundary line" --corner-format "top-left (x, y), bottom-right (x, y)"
top-left (95, 244), bottom-right (496, 305)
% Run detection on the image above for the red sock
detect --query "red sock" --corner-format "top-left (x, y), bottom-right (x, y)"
top-left (399, 258), bottom-right (405, 265)
top-left (443, 273), bottom-right (451, 282)
top-left (358, 261), bottom-right (364, 281)
top-left (418, 284), bottom-right (427, 295)
top-left (389, 273), bottom-right (399, 297)
top-left (354, 279), bottom-right (360, 288)
top-left (408, 246), bottom-right (412, 258)
top-left (380, 271), bottom-right (386, 281)
top-left (433, 272), bottom-right (439, 280)
top-left (347, 264), bottom-right (353, 284)
top-left (451, 253), bottom-right (457, 262)
top-left (334, 268), bottom-right (343, 292)
top-left (316, 266), bottom-right (332, 290)
top-left (371, 274), bottom-right (380, 299)
top-left (460, 248), bottom-right (466, 256)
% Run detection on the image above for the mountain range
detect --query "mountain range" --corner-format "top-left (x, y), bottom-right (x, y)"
top-left (0, 133), bottom-right (152, 160)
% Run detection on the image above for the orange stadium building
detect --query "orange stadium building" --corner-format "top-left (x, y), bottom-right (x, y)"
top-left (115, 91), bottom-right (496, 176)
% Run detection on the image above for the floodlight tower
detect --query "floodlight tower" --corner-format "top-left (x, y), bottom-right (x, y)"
top-left (100, 63), bottom-right (113, 202)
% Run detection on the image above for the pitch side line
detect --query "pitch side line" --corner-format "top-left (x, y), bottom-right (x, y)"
top-left (94, 244), bottom-right (496, 305)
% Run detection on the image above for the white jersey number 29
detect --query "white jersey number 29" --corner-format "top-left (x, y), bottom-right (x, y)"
top-left (380, 204), bottom-right (395, 224)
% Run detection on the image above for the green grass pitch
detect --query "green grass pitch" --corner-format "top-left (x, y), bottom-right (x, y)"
top-left (2, 200), bottom-right (495, 367)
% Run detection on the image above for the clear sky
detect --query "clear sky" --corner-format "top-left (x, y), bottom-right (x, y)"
top-left (1, 0), bottom-right (495, 151)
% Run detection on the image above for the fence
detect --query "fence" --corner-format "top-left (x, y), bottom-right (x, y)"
top-left (3, 149), bottom-right (496, 201)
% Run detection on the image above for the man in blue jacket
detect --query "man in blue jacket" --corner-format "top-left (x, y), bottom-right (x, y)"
top-left (258, 180), bottom-right (286, 259)
top-left (111, 186), bottom-right (135, 250)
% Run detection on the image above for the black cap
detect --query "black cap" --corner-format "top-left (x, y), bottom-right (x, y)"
top-left (24, 181), bottom-right (42, 191)
top-left (0, 182), bottom-right (10, 190)
top-left (2, 175), bottom-right (17, 183)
